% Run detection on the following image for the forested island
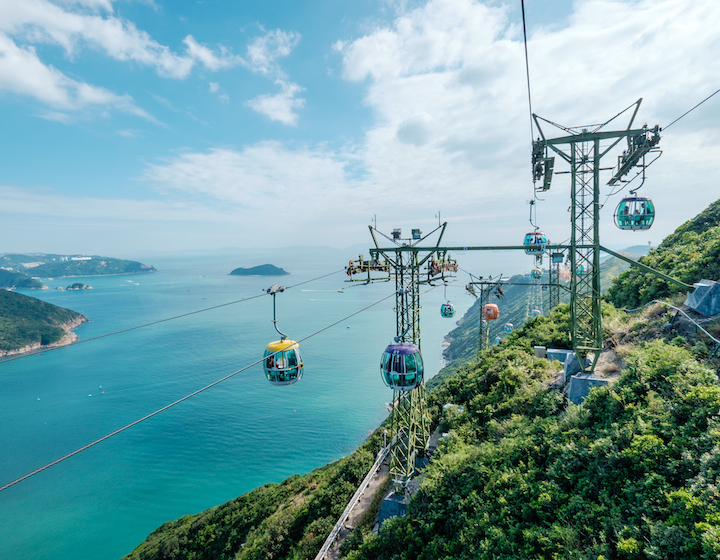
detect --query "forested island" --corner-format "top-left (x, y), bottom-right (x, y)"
top-left (66, 283), bottom-right (93, 290)
top-left (0, 254), bottom-right (155, 289)
top-left (125, 200), bottom-right (720, 560)
top-left (0, 290), bottom-right (87, 356)
top-left (229, 264), bottom-right (289, 276)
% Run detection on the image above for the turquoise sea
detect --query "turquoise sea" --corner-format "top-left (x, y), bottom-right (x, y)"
top-left (0, 248), bottom-right (475, 560)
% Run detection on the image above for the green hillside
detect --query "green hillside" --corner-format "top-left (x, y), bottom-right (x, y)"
top-left (606, 199), bottom-right (720, 308)
top-left (0, 254), bottom-right (155, 278)
top-left (0, 290), bottom-right (86, 352)
top-left (0, 269), bottom-right (44, 289)
top-left (600, 249), bottom-right (648, 293)
top-left (348, 313), bottom-right (720, 560)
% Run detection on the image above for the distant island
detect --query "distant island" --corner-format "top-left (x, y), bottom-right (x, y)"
top-left (66, 283), bottom-right (93, 290)
top-left (0, 253), bottom-right (155, 289)
top-left (0, 290), bottom-right (88, 356)
top-left (229, 264), bottom-right (289, 276)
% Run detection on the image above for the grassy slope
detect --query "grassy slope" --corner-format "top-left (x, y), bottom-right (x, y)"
top-left (0, 290), bottom-right (84, 351)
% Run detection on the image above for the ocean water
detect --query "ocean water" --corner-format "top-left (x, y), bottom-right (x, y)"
top-left (0, 249), bottom-right (474, 560)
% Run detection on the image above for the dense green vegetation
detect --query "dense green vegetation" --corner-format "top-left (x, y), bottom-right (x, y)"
top-left (0, 253), bottom-right (155, 277)
top-left (346, 311), bottom-right (720, 559)
top-left (0, 269), bottom-right (44, 289)
top-left (123, 436), bottom-right (383, 560)
top-left (0, 290), bottom-right (85, 352)
top-left (606, 199), bottom-right (720, 308)
top-left (230, 264), bottom-right (289, 276)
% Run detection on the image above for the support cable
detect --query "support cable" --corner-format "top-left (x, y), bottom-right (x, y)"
top-left (520, 0), bottom-right (534, 144)
top-left (0, 289), bottom-right (396, 493)
top-left (664, 88), bottom-right (720, 130)
top-left (0, 269), bottom-right (344, 365)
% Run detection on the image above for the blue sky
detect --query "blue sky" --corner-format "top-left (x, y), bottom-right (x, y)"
top-left (1, 0), bottom-right (718, 257)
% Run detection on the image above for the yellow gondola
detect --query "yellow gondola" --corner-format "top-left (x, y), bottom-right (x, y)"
top-left (263, 340), bottom-right (303, 385)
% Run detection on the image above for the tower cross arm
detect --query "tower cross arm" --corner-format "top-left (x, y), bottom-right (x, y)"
top-left (543, 127), bottom-right (651, 146)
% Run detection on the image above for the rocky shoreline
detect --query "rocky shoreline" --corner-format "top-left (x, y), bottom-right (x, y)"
top-left (0, 314), bottom-right (89, 357)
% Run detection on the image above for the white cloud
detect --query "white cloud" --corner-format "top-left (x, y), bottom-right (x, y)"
top-left (0, 1), bottom-right (242, 78)
top-left (131, 0), bottom-right (720, 247)
top-left (141, 142), bottom-right (349, 209)
top-left (246, 29), bottom-right (300, 77)
top-left (208, 80), bottom-right (229, 102)
top-left (183, 35), bottom-right (242, 73)
top-left (242, 29), bottom-right (305, 125)
top-left (245, 80), bottom-right (305, 125)
top-left (9, 0), bottom-right (719, 253)
top-left (0, 32), bottom-right (152, 118)
top-left (53, 0), bottom-right (115, 12)
top-left (0, 0), bottom-right (244, 120)
top-left (328, 0), bottom-right (720, 246)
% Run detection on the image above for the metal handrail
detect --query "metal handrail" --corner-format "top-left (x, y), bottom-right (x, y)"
top-left (314, 444), bottom-right (391, 560)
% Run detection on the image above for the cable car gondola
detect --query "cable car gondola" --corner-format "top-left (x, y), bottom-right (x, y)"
top-left (504, 322), bottom-right (513, 333)
top-left (614, 196), bottom-right (655, 231)
top-left (440, 302), bottom-right (455, 318)
top-left (494, 336), bottom-right (501, 345)
top-left (483, 303), bottom-right (499, 321)
top-left (263, 284), bottom-right (303, 386)
top-left (263, 340), bottom-right (303, 385)
top-left (380, 342), bottom-right (424, 390)
top-left (531, 268), bottom-right (542, 280)
top-left (532, 309), bottom-right (541, 318)
top-left (440, 282), bottom-right (455, 318)
top-left (523, 230), bottom-right (548, 255)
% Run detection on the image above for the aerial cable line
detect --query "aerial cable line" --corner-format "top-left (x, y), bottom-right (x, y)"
top-left (0, 289), bottom-right (396, 493)
top-left (520, 0), bottom-right (535, 144)
top-left (0, 269), bottom-right (344, 365)
top-left (664, 88), bottom-right (720, 130)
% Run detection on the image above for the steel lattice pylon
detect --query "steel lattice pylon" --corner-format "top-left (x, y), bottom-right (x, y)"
top-left (570, 138), bottom-right (602, 368)
top-left (532, 99), bottom-right (661, 373)
top-left (388, 249), bottom-right (429, 486)
top-left (345, 223), bottom-right (454, 489)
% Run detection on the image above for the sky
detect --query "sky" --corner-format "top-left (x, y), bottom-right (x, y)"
top-left (0, 0), bottom-right (718, 260)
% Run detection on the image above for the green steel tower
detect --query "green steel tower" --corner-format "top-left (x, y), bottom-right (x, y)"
top-left (532, 99), bottom-right (661, 372)
top-left (346, 223), bottom-right (457, 489)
